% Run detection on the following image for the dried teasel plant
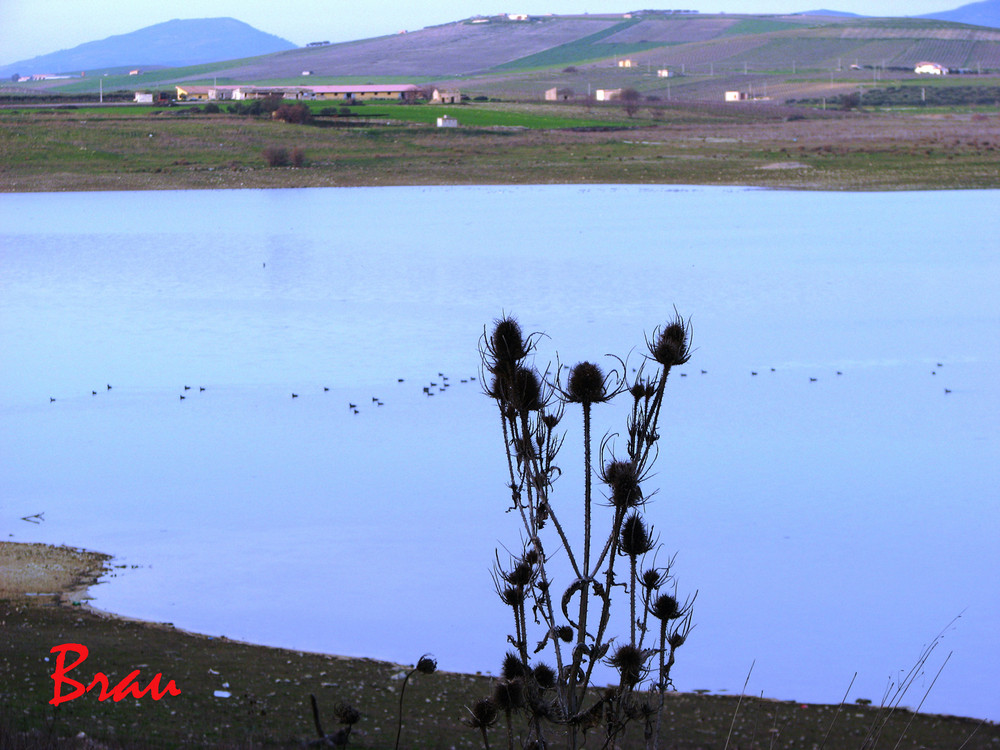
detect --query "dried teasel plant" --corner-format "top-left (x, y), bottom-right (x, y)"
top-left (475, 313), bottom-right (697, 750)
top-left (394, 654), bottom-right (437, 750)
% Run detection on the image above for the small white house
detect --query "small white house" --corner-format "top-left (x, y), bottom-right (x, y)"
top-left (915, 61), bottom-right (948, 75)
top-left (725, 90), bottom-right (748, 102)
top-left (656, 69), bottom-right (672, 78)
top-left (595, 88), bottom-right (622, 102)
top-left (134, 92), bottom-right (153, 104)
top-left (618, 59), bottom-right (635, 68)
top-left (436, 115), bottom-right (458, 128)
top-left (507, 13), bottom-right (529, 21)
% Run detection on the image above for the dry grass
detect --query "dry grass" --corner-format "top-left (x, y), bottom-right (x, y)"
top-left (1, 103), bottom-right (998, 192)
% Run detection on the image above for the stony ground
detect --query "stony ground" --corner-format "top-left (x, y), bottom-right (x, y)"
top-left (2, 542), bottom-right (998, 749)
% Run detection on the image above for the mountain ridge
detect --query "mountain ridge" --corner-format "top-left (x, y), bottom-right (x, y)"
top-left (0, 18), bottom-right (295, 78)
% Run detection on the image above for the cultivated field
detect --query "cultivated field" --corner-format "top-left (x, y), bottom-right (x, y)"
top-left (1, 100), bottom-right (998, 192)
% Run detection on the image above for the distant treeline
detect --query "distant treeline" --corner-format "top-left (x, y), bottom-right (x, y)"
top-left (792, 86), bottom-right (1000, 108)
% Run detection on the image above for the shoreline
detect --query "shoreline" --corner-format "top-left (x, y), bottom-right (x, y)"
top-left (3, 540), bottom-right (998, 748)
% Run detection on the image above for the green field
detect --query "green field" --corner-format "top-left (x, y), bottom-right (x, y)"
top-left (2, 98), bottom-right (998, 193)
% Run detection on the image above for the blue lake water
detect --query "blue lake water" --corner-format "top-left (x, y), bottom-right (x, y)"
top-left (1, 185), bottom-right (998, 720)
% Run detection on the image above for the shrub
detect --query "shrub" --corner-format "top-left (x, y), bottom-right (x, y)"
top-left (290, 147), bottom-right (306, 168)
top-left (273, 103), bottom-right (311, 124)
top-left (262, 146), bottom-right (290, 167)
top-left (202, 102), bottom-right (220, 114)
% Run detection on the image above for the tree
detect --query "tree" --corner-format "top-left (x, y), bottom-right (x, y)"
top-left (621, 88), bottom-right (642, 117)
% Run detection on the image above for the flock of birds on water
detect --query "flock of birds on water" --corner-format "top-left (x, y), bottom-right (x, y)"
top-left (45, 363), bottom-right (956, 407)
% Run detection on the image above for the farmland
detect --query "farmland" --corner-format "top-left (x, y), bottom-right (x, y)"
top-left (2, 99), bottom-right (998, 192)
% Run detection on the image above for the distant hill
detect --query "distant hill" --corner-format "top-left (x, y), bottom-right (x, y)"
top-left (186, 11), bottom-right (1000, 82)
top-left (0, 18), bottom-right (296, 78)
top-left (798, 9), bottom-right (864, 17)
top-left (5, 9), bottom-right (1000, 98)
top-left (920, 0), bottom-right (1000, 28)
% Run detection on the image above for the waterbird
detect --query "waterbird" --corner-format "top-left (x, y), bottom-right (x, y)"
top-left (372, 397), bottom-right (379, 402)
top-left (92, 391), bottom-right (97, 396)
top-left (349, 403), bottom-right (356, 409)
top-left (751, 372), bottom-right (758, 376)
top-left (398, 378), bottom-right (404, 383)
top-left (180, 394), bottom-right (185, 400)
top-left (701, 370), bottom-right (707, 374)
top-left (184, 385), bottom-right (191, 390)
top-left (292, 393), bottom-right (298, 398)
top-left (323, 387), bottom-right (329, 391)
top-left (944, 388), bottom-right (951, 394)
top-left (50, 397), bottom-right (55, 402)
top-left (200, 387), bottom-right (205, 391)
top-left (107, 384), bottom-right (112, 390)
top-left (809, 377), bottom-right (818, 382)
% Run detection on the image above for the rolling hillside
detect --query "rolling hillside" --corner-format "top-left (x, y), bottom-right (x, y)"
top-left (6, 10), bottom-right (1000, 103)
top-left (165, 13), bottom-right (1000, 82)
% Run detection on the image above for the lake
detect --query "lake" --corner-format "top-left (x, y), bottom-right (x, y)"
top-left (1, 185), bottom-right (998, 721)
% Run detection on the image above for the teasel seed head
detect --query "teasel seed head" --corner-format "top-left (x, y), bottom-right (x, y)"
top-left (505, 560), bottom-right (534, 588)
top-left (532, 662), bottom-right (556, 690)
top-left (523, 548), bottom-right (540, 567)
top-left (508, 366), bottom-right (543, 412)
top-left (500, 586), bottom-right (525, 608)
top-left (490, 316), bottom-right (528, 369)
top-left (629, 382), bottom-right (647, 401)
top-left (541, 412), bottom-right (561, 430)
top-left (620, 512), bottom-right (655, 558)
top-left (492, 679), bottom-right (526, 712)
top-left (641, 567), bottom-right (668, 591)
top-left (416, 654), bottom-right (437, 675)
top-left (608, 644), bottom-right (647, 688)
top-left (334, 702), bottom-right (361, 726)
top-left (466, 697), bottom-right (499, 729)
top-left (502, 652), bottom-right (527, 679)
top-left (650, 593), bottom-right (681, 622)
top-left (566, 361), bottom-right (607, 404)
top-left (649, 313), bottom-right (692, 368)
top-left (668, 630), bottom-right (688, 650)
top-left (603, 459), bottom-right (643, 509)
top-left (556, 625), bottom-right (573, 643)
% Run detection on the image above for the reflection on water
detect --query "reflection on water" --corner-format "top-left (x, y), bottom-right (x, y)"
top-left (1, 186), bottom-right (998, 720)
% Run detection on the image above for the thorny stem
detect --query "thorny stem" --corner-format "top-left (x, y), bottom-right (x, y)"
top-left (630, 555), bottom-right (638, 646)
top-left (394, 668), bottom-right (416, 750)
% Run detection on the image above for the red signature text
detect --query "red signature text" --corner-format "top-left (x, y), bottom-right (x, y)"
top-left (49, 643), bottom-right (181, 706)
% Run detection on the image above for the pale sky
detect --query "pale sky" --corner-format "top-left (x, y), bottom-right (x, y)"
top-left (0, 0), bottom-right (964, 67)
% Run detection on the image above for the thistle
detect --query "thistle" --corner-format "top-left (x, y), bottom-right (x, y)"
top-left (393, 653), bottom-right (437, 750)
top-left (479, 313), bottom-right (697, 750)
